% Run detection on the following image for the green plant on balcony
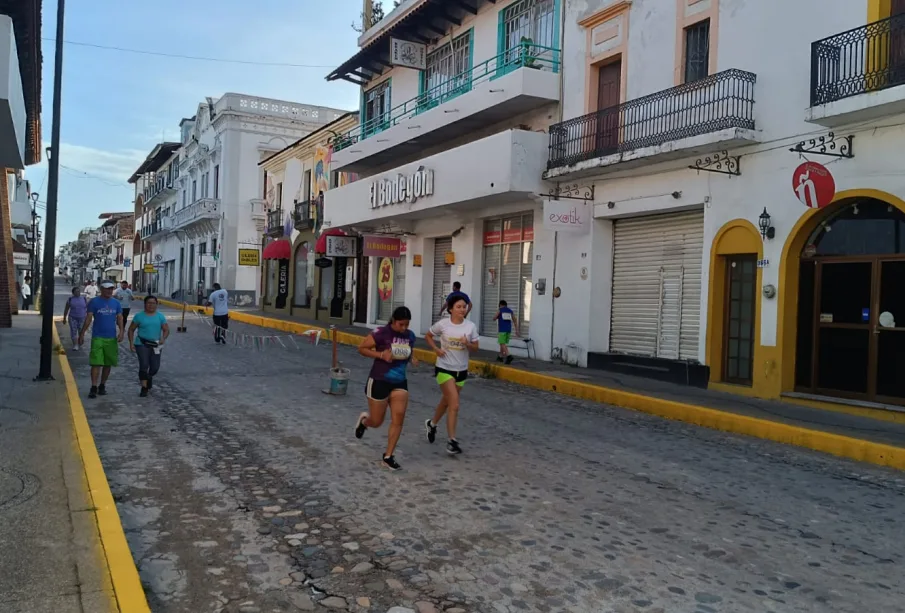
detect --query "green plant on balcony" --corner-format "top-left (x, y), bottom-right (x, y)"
top-left (519, 37), bottom-right (541, 69)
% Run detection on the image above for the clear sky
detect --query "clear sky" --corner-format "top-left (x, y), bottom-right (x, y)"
top-left (29, 0), bottom-right (392, 248)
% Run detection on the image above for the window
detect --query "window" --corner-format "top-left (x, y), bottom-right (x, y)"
top-left (362, 80), bottom-right (391, 136)
top-left (330, 171), bottom-right (341, 189)
top-left (303, 170), bottom-right (312, 201)
top-left (499, 0), bottom-right (556, 68)
top-left (277, 183), bottom-right (283, 210)
top-left (213, 165), bottom-right (219, 198)
top-left (198, 243), bottom-right (207, 286)
top-left (211, 238), bottom-right (217, 264)
top-left (201, 172), bottom-right (209, 198)
top-left (421, 30), bottom-right (472, 108)
top-left (182, 189), bottom-right (187, 208)
top-left (481, 213), bottom-right (534, 336)
top-left (684, 19), bottom-right (710, 83)
top-left (266, 259), bottom-right (278, 304)
top-left (191, 180), bottom-right (197, 203)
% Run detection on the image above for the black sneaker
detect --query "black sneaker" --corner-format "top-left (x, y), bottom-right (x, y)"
top-left (496, 356), bottom-right (504, 362)
top-left (88, 386), bottom-right (98, 399)
top-left (425, 419), bottom-right (437, 444)
top-left (98, 384), bottom-right (107, 396)
top-left (505, 355), bottom-right (514, 365)
top-left (447, 439), bottom-right (462, 455)
top-left (355, 412), bottom-right (368, 439)
top-left (382, 455), bottom-right (402, 471)
top-left (139, 387), bottom-right (148, 398)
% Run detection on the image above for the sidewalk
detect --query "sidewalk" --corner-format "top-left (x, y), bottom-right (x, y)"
top-left (163, 298), bottom-right (905, 470)
top-left (0, 313), bottom-right (115, 612)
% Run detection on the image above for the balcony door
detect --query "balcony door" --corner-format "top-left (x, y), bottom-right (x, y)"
top-left (890, 0), bottom-right (905, 86)
top-left (596, 60), bottom-right (621, 155)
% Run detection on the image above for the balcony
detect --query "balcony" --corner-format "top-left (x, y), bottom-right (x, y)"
top-left (294, 199), bottom-right (315, 230)
top-left (143, 177), bottom-right (177, 206)
top-left (140, 216), bottom-right (173, 240)
top-left (331, 43), bottom-right (561, 173)
top-left (545, 69), bottom-right (758, 179)
top-left (807, 14), bottom-right (905, 126)
top-left (173, 198), bottom-right (220, 238)
top-left (266, 208), bottom-right (285, 237)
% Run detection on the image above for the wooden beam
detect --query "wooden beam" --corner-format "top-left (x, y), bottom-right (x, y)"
top-left (449, 0), bottom-right (478, 14)
top-left (340, 75), bottom-right (366, 86)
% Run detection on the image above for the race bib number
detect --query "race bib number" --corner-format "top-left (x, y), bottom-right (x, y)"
top-left (445, 336), bottom-right (466, 351)
top-left (390, 341), bottom-right (411, 360)
top-left (502, 312), bottom-right (512, 321)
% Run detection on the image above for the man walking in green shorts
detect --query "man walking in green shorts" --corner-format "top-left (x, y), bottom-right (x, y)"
top-left (79, 280), bottom-right (124, 398)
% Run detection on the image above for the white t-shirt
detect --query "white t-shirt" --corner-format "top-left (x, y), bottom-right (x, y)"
top-left (20, 283), bottom-right (30, 298)
top-left (114, 287), bottom-right (133, 308)
top-left (85, 285), bottom-right (98, 298)
top-left (429, 318), bottom-right (479, 373)
top-left (209, 288), bottom-right (229, 316)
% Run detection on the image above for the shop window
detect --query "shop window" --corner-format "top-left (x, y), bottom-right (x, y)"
top-left (684, 19), bottom-right (710, 83)
top-left (375, 255), bottom-right (407, 323)
top-left (481, 213), bottom-right (534, 337)
top-left (294, 242), bottom-right (314, 308)
top-left (266, 258), bottom-right (278, 305)
top-left (319, 264), bottom-right (335, 310)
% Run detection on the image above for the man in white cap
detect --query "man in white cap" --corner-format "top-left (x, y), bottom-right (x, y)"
top-left (79, 280), bottom-right (124, 398)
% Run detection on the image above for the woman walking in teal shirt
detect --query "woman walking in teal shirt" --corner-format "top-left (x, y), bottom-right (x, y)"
top-left (128, 295), bottom-right (170, 397)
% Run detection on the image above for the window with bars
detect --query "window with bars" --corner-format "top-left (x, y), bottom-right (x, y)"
top-left (499, 0), bottom-right (556, 67)
top-left (481, 213), bottom-right (534, 337)
top-left (363, 81), bottom-right (391, 136)
top-left (421, 30), bottom-right (473, 108)
top-left (684, 19), bottom-right (710, 83)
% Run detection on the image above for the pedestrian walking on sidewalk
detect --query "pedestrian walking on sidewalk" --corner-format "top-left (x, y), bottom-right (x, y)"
top-left (115, 280), bottom-right (135, 325)
top-left (79, 280), bottom-right (124, 399)
top-left (355, 306), bottom-right (418, 471)
top-left (62, 286), bottom-right (89, 350)
top-left (128, 295), bottom-right (169, 398)
top-left (424, 295), bottom-right (479, 455)
top-left (493, 300), bottom-right (519, 364)
top-left (20, 276), bottom-right (32, 311)
top-left (206, 283), bottom-right (230, 344)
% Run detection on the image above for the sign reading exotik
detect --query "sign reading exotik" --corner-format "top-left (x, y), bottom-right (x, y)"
top-left (370, 168), bottom-right (434, 209)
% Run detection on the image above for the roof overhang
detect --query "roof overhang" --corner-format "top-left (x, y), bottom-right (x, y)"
top-left (0, 0), bottom-right (42, 165)
top-left (326, 0), bottom-right (494, 86)
top-left (128, 142), bottom-right (181, 183)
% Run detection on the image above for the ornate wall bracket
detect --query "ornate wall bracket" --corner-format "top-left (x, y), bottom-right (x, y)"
top-left (789, 132), bottom-right (854, 159)
top-left (689, 150), bottom-right (741, 177)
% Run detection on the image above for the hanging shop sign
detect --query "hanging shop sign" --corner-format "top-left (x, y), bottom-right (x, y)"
top-left (543, 199), bottom-right (590, 233)
top-left (199, 254), bottom-right (217, 268)
top-left (13, 253), bottom-right (28, 266)
top-left (326, 235), bottom-right (357, 258)
top-left (390, 38), bottom-right (427, 70)
top-left (363, 235), bottom-right (402, 258)
top-left (792, 161), bottom-right (835, 209)
top-left (276, 259), bottom-right (289, 309)
top-left (370, 168), bottom-right (434, 209)
top-left (377, 257), bottom-right (394, 300)
top-left (315, 257), bottom-right (333, 268)
top-left (238, 249), bottom-right (260, 266)
top-left (331, 260), bottom-right (347, 319)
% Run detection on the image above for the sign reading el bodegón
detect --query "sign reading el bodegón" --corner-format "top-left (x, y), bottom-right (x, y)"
top-left (370, 168), bottom-right (434, 209)
top-left (363, 235), bottom-right (402, 258)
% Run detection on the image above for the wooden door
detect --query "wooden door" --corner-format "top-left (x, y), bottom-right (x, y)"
top-left (596, 60), bottom-right (621, 154)
top-left (722, 255), bottom-right (757, 385)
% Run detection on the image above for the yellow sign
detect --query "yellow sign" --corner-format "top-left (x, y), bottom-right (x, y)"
top-left (377, 257), bottom-right (394, 301)
top-left (238, 249), bottom-right (260, 266)
top-left (143, 264), bottom-right (156, 273)
top-left (444, 251), bottom-right (456, 265)
top-left (412, 254), bottom-right (422, 267)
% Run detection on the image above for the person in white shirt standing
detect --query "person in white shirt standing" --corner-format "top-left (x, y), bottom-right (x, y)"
top-left (20, 276), bottom-right (31, 311)
top-left (114, 280), bottom-right (134, 324)
top-left (84, 280), bottom-right (98, 300)
top-left (206, 283), bottom-right (230, 344)
top-left (424, 294), bottom-right (480, 455)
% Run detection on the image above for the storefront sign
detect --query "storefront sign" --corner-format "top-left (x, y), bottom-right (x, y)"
top-left (377, 258), bottom-right (394, 300)
top-left (412, 254), bottom-right (422, 267)
top-left (400, 240), bottom-right (407, 255)
top-left (315, 257), bottom-right (333, 268)
top-left (13, 253), bottom-right (28, 266)
top-left (326, 235), bottom-right (357, 257)
top-left (276, 259), bottom-right (289, 309)
top-left (363, 235), bottom-right (402, 258)
top-left (199, 254), bottom-right (217, 268)
top-left (793, 161), bottom-right (835, 209)
top-left (238, 249), bottom-right (260, 266)
top-left (332, 258), bottom-right (347, 319)
top-left (543, 200), bottom-right (590, 233)
top-left (143, 264), bottom-right (156, 273)
top-left (484, 225), bottom-right (535, 245)
top-left (370, 168), bottom-right (434, 209)
top-left (444, 252), bottom-right (456, 265)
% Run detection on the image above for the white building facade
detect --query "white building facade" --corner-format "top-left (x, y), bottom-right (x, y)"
top-left (541, 0), bottom-right (905, 407)
top-left (132, 94), bottom-right (347, 305)
top-left (324, 0), bottom-right (563, 359)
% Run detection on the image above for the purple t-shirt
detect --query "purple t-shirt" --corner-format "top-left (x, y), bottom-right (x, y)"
top-left (367, 325), bottom-right (416, 383)
top-left (66, 295), bottom-right (89, 319)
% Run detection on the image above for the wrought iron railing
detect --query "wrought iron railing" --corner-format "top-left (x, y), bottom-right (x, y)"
top-left (811, 13), bottom-right (905, 106)
top-left (334, 42), bottom-right (560, 152)
top-left (547, 69), bottom-right (756, 169)
top-left (294, 199), bottom-right (313, 228)
top-left (174, 198), bottom-right (219, 227)
top-left (267, 208), bottom-right (283, 233)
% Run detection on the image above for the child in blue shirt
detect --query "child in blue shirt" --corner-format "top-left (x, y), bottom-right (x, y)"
top-left (493, 300), bottom-right (519, 364)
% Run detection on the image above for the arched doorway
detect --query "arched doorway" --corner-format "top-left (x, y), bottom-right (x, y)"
top-left (793, 197), bottom-right (905, 405)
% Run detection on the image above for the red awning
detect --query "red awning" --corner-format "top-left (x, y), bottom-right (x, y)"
top-left (315, 228), bottom-right (348, 254)
top-left (262, 239), bottom-right (291, 260)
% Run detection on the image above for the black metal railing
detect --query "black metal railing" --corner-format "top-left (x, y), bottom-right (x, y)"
top-left (266, 208), bottom-right (283, 233)
top-left (294, 199), bottom-right (313, 229)
top-left (811, 13), bottom-right (905, 106)
top-left (547, 68), bottom-right (756, 169)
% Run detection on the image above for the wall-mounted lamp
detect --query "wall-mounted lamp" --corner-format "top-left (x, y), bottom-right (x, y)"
top-left (758, 207), bottom-right (775, 240)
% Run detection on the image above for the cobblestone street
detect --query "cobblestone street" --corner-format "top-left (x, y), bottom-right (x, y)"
top-left (62, 305), bottom-right (905, 613)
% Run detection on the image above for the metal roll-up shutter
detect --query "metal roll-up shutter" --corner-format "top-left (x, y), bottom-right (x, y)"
top-left (610, 209), bottom-right (704, 361)
top-left (393, 255), bottom-right (407, 312)
top-left (432, 238), bottom-right (453, 319)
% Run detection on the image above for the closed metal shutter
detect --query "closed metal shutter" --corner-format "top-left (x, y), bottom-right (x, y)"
top-left (432, 238), bottom-right (453, 320)
top-left (610, 209), bottom-right (704, 361)
top-left (481, 213), bottom-right (534, 336)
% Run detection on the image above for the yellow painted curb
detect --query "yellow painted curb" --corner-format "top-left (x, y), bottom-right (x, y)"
top-left (53, 324), bottom-right (151, 612)
top-left (156, 299), bottom-right (905, 471)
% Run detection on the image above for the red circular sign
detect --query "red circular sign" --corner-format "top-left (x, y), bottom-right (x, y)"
top-left (792, 161), bottom-right (835, 209)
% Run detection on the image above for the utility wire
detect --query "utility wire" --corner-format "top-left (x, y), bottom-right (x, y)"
top-left (42, 37), bottom-right (337, 68)
top-left (59, 164), bottom-right (132, 188)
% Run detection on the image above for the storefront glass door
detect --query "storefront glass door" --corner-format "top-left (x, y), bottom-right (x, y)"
top-left (876, 259), bottom-right (905, 401)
